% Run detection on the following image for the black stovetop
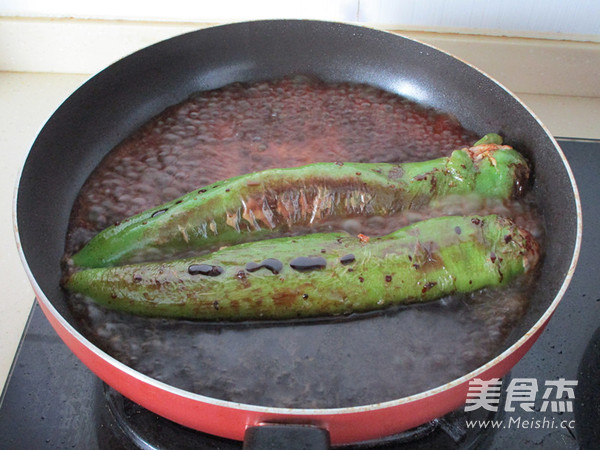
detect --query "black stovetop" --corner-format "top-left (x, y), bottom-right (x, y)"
top-left (1, 138), bottom-right (599, 450)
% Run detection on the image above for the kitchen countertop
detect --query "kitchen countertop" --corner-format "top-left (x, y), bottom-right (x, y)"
top-left (1, 19), bottom-right (599, 394)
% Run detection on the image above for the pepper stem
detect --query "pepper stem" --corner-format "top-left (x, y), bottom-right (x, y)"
top-left (474, 133), bottom-right (503, 146)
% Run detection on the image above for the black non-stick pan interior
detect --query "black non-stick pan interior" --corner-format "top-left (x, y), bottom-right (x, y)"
top-left (16, 20), bottom-right (579, 408)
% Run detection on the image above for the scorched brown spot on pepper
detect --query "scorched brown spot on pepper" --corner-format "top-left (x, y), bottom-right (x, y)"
top-left (272, 291), bottom-right (300, 308)
top-left (411, 241), bottom-right (443, 272)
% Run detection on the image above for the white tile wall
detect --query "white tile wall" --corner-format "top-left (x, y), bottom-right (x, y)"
top-left (1, 0), bottom-right (358, 22)
top-left (358, 0), bottom-right (600, 35)
top-left (1, 0), bottom-right (599, 38)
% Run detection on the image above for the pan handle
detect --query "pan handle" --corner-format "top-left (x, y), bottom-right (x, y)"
top-left (243, 423), bottom-right (330, 450)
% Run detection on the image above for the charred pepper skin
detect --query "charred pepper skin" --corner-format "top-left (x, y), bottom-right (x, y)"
top-left (71, 135), bottom-right (529, 268)
top-left (65, 215), bottom-right (540, 321)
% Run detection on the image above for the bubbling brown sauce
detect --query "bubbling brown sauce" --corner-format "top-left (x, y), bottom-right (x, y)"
top-left (64, 76), bottom-right (543, 408)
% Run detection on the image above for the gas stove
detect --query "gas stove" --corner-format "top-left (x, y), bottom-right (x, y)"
top-left (1, 138), bottom-right (598, 449)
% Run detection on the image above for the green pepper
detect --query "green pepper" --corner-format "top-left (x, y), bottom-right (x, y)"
top-left (64, 214), bottom-right (539, 321)
top-left (71, 134), bottom-right (529, 268)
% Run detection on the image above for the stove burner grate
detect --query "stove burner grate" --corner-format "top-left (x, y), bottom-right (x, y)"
top-left (101, 377), bottom-right (509, 449)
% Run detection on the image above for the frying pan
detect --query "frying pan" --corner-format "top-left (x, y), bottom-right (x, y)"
top-left (14, 20), bottom-right (581, 446)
